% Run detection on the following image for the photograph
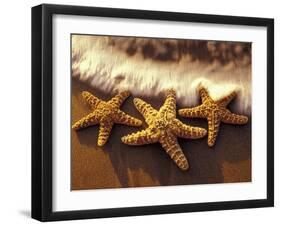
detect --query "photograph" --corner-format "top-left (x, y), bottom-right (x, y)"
top-left (71, 34), bottom-right (252, 190)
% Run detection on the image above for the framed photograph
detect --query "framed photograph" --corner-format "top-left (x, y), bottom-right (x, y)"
top-left (32, 4), bottom-right (274, 221)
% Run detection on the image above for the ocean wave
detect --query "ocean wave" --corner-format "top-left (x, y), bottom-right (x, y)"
top-left (72, 35), bottom-right (251, 115)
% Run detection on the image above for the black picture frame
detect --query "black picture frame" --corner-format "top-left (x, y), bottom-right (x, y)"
top-left (31, 3), bottom-right (274, 222)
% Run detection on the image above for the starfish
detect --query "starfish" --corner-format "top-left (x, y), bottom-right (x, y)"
top-left (121, 89), bottom-right (207, 171)
top-left (72, 90), bottom-right (142, 146)
top-left (178, 86), bottom-right (248, 147)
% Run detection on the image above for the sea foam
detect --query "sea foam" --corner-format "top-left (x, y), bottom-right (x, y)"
top-left (72, 35), bottom-right (251, 115)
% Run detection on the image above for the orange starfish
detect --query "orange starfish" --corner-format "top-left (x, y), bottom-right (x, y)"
top-left (121, 89), bottom-right (207, 170)
top-left (179, 86), bottom-right (248, 147)
top-left (72, 91), bottom-right (142, 146)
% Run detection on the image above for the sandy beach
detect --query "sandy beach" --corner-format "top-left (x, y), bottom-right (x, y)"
top-left (71, 77), bottom-right (251, 190)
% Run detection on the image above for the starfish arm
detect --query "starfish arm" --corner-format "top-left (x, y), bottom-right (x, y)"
top-left (82, 91), bottom-right (101, 109)
top-left (221, 111), bottom-right (248, 124)
top-left (114, 110), bottom-right (142, 127)
top-left (207, 113), bottom-right (221, 147)
top-left (216, 91), bottom-right (236, 107)
top-left (159, 134), bottom-right (189, 171)
top-left (108, 91), bottom-right (130, 108)
top-left (159, 89), bottom-right (177, 115)
top-left (97, 120), bottom-right (114, 146)
top-left (121, 128), bottom-right (159, 145)
top-left (133, 98), bottom-right (158, 121)
top-left (171, 119), bottom-right (207, 139)
top-left (72, 113), bottom-right (99, 130)
top-left (198, 86), bottom-right (212, 103)
top-left (178, 105), bottom-right (207, 118)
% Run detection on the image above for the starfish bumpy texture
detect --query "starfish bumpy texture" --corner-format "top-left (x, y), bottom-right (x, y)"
top-left (178, 86), bottom-right (248, 147)
top-left (121, 89), bottom-right (207, 171)
top-left (72, 91), bottom-right (142, 146)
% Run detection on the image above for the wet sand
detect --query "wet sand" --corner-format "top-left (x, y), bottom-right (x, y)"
top-left (71, 77), bottom-right (251, 190)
